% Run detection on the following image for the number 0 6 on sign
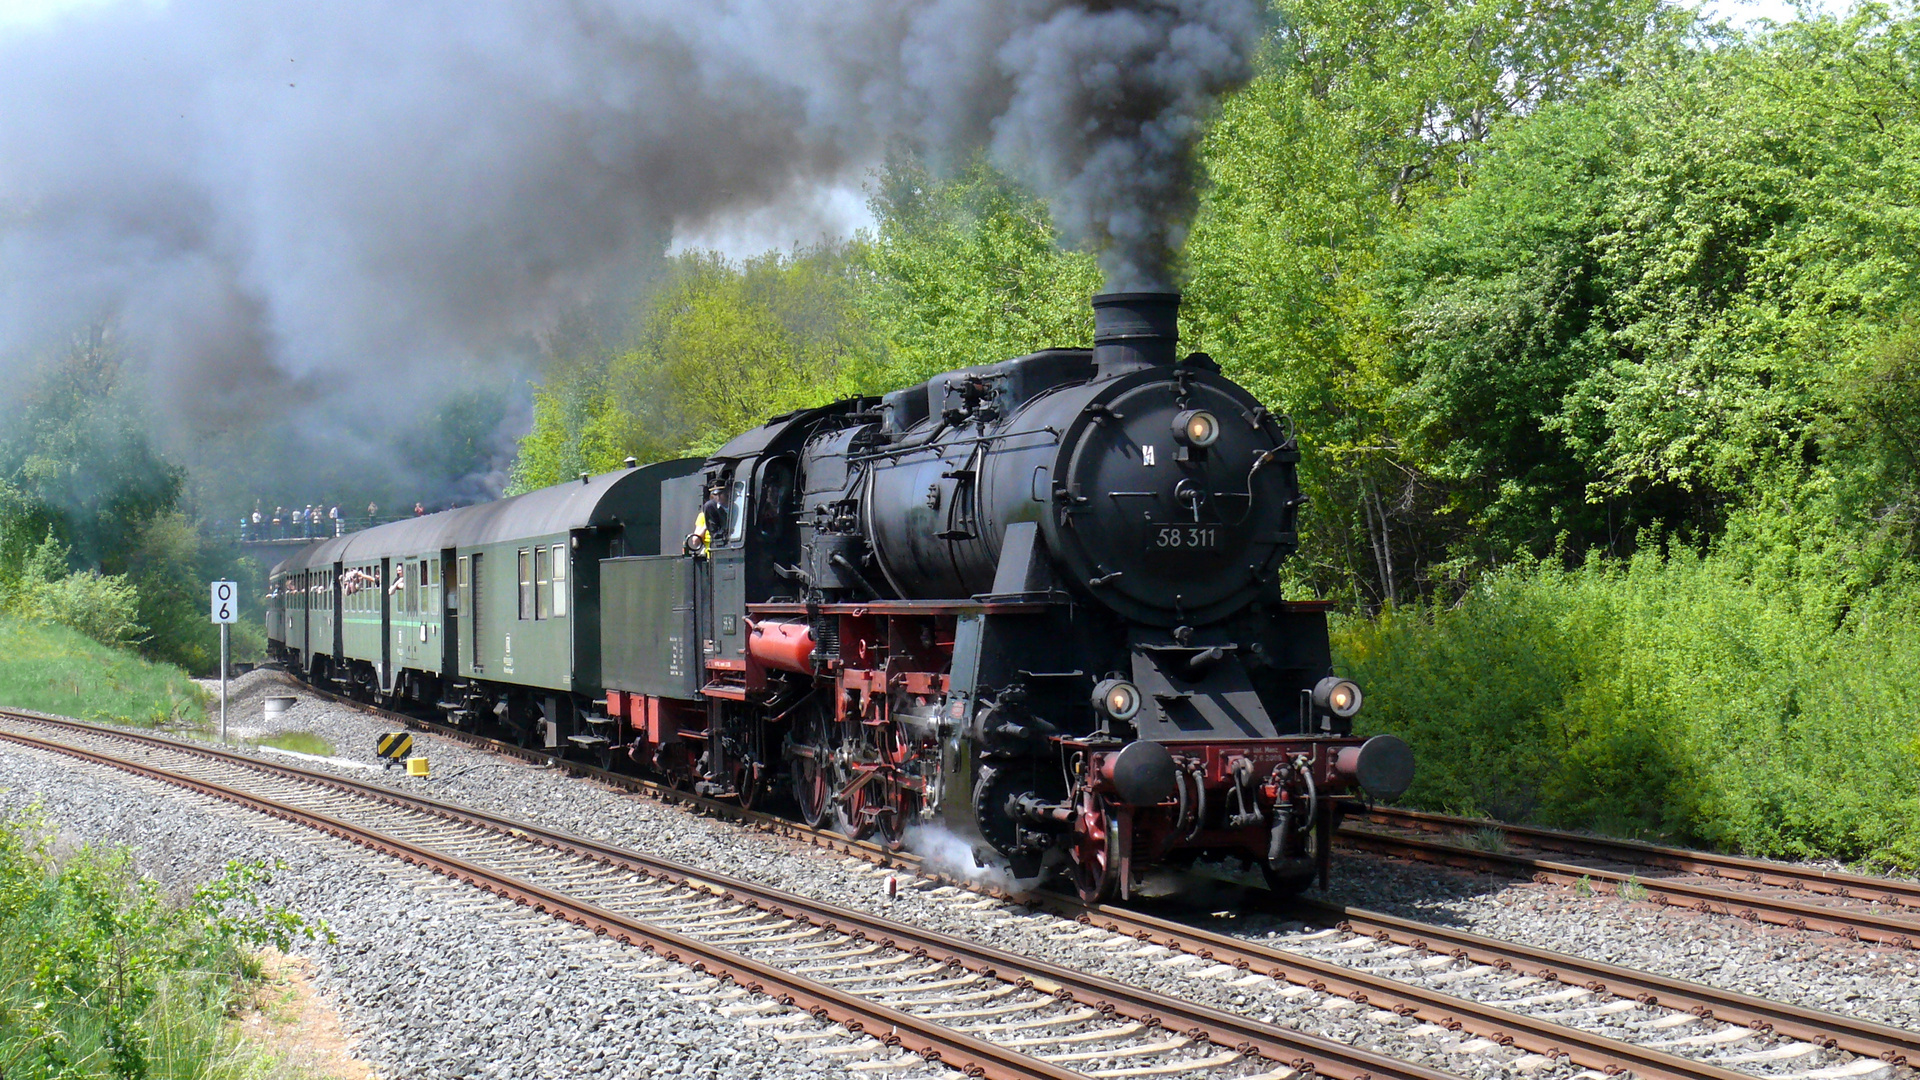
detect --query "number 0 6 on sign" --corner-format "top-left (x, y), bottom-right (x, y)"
top-left (210, 580), bottom-right (238, 743)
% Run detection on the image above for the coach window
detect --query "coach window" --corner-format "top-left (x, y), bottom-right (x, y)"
top-left (429, 560), bottom-right (441, 614)
top-left (535, 545), bottom-right (552, 620)
top-left (550, 545), bottom-right (567, 617)
top-left (518, 548), bottom-right (533, 620)
top-left (456, 556), bottom-right (468, 612)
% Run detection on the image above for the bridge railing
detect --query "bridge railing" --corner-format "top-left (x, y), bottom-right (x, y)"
top-left (224, 516), bottom-right (413, 544)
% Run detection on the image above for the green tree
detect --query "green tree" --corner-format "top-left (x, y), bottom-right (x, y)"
top-left (1182, 0), bottom-right (1669, 603)
top-left (0, 329), bottom-right (184, 575)
top-left (511, 245), bottom-right (874, 490)
top-left (855, 150), bottom-right (1101, 384)
top-left (1377, 6), bottom-right (1920, 589)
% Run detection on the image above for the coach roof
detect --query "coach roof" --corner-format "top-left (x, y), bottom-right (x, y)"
top-left (276, 461), bottom-right (695, 574)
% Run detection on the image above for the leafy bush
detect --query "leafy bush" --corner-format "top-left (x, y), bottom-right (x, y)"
top-left (1, 532), bottom-right (145, 650)
top-left (0, 807), bottom-right (328, 1079)
top-left (1339, 548), bottom-right (1920, 869)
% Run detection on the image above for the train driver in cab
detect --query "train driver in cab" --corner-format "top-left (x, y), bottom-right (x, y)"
top-left (688, 483), bottom-right (729, 558)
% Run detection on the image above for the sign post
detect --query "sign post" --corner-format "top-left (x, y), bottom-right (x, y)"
top-left (210, 581), bottom-right (238, 742)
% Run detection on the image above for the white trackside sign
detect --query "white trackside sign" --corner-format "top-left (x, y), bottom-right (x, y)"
top-left (210, 580), bottom-right (239, 624)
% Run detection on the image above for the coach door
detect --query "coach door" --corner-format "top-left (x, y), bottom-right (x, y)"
top-left (380, 556), bottom-right (392, 691)
top-left (333, 563), bottom-right (345, 659)
top-left (442, 550), bottom-right (460, 678)
top-left (468, 552), bottom-right (485, 675)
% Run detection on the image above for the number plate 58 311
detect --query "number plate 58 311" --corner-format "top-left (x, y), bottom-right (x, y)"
top-left (1151, 526), bottom-right (1221, 550)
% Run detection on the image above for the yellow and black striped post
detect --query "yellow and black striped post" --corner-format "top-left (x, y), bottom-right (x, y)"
top-left (376, 731), bottom-right (413, 768)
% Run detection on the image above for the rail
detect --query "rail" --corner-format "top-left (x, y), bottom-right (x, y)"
top-left (0, 711), bottom-right (1455, 1080)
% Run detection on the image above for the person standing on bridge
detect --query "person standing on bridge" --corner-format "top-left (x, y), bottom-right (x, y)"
top-left (251, 504), bottom-right (261, 541)
top-left (330, 505), bottom-right (341, 536)
top-left (367, 502), bottom-right (378, 526)
top-left (272, 507), bottom-right (283, 539)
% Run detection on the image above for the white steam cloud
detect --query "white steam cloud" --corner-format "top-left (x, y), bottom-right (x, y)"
top-left (0, 0), bottom-right (1265, 490)
top-left (904, 823), bottom-right (1042, 894)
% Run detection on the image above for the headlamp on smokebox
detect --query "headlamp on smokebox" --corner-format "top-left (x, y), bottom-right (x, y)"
top-left (1172, 409), bottom-right (1220, 448)
top-left (1312, 676), bottom-right (1364, 719)
top-left (1092, 678), bottom-right (1141, 721)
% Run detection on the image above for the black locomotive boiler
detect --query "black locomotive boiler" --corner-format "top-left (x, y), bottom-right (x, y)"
top-left (270, 291), bottom-right (1413, 902)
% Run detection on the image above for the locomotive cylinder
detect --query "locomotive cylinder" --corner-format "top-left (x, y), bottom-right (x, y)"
top-left (746, 620), bottom-right (815, 674)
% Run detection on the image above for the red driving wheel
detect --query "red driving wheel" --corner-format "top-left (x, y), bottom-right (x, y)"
top-left (1067, 792), bottom-right (1120, 904)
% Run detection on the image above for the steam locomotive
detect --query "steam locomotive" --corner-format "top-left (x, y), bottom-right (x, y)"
top-left (267, 292), bottom-right (1413, 901)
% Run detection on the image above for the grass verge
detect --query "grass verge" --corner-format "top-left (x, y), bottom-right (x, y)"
top-left (0, 806), bottom-right (329, 1078)
top-left (250, 733), bottom-right (335, 758)
top-left (0, 614), bottom-right (208, 728)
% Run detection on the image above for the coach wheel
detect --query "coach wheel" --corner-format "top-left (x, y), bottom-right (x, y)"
top-left (655, 744), bottom-right (693, 791)
top-left (1067, 795), bottom-right (1121, 905)
top-left (512, 715), bottom-right (540, 750)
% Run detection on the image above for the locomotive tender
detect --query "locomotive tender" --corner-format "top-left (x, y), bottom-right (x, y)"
top-left (268, 292), bottom-right (1413, 901)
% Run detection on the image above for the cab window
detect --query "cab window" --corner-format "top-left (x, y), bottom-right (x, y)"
top-left (728, 479), bottom-right (748, 544)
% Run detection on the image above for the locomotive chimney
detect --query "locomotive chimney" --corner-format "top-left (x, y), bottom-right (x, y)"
top-left (1091, 291), bottom-right (1181, 376)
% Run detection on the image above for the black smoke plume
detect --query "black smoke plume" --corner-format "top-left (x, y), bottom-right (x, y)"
top-left (0, 0), bottom-right (1265, 500)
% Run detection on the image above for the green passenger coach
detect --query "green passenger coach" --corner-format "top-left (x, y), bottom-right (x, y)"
top-left (266, 459), bottom-right (700, 752)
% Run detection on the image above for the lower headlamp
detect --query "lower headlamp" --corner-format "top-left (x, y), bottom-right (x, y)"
top-left (1092, 678), bottom-right (1142, 721)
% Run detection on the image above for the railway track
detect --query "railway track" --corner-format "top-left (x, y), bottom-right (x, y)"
top-left (1350, 807), bottom-right (1920, 912)
top-left (1336, 812), bottom-right (1920, 950)
top-left (1014, 895), bottom-right (1913, 1080)
top-left (0, 709), bottom-right (1442, 1080)
top-left (7, 695), bottom-right (1914, 1080)
top-left (257, 678), bottom-right (1920, 1075)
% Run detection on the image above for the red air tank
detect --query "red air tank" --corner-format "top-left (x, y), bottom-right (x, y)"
top-left (746, 620), bottom-right (814, 674)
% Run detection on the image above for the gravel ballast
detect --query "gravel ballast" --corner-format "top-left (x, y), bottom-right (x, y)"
top-left (0, 732), bottom-right (945, 1080)
top-left (14, 670), bottom-right (1918, 1078)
